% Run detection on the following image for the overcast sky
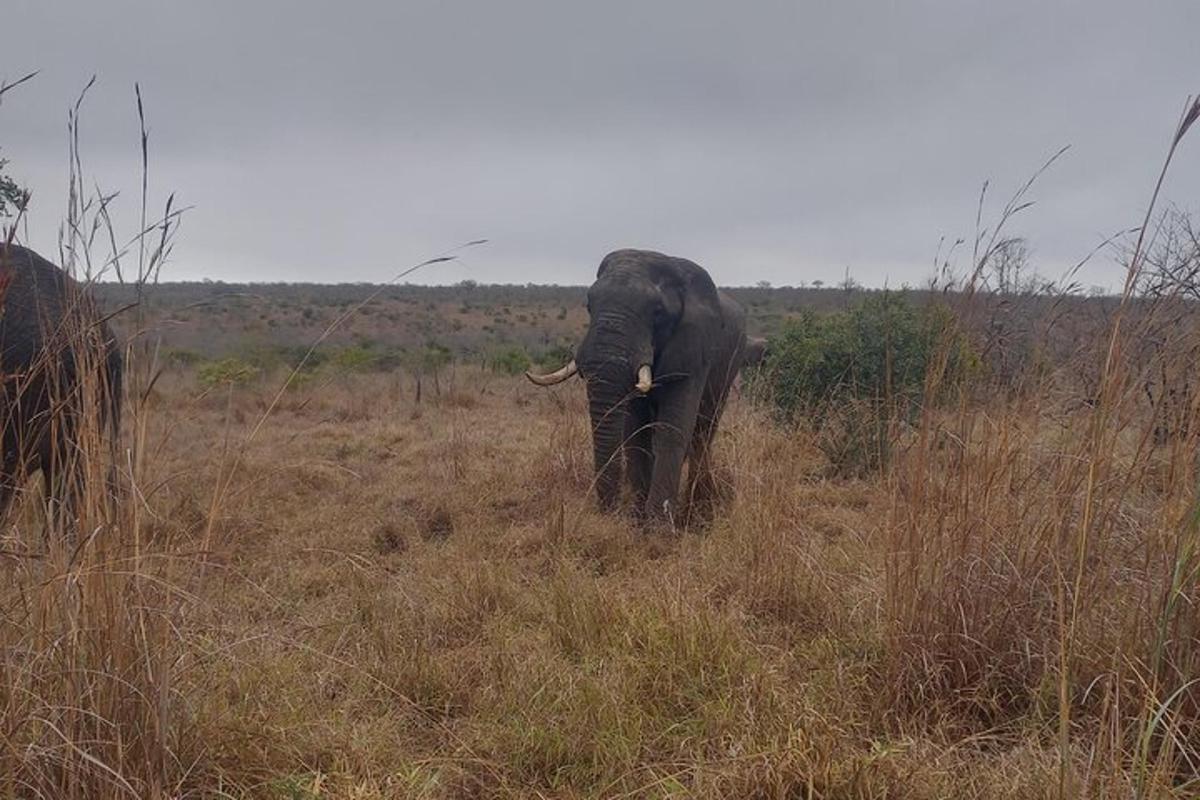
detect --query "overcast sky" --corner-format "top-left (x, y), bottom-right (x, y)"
top-left (4, 1), bottom-right (1199, 287)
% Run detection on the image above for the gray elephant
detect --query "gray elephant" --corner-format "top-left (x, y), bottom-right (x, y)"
top-left (742, 336), bottom-right (768, 369)
top-left (0, 244), bottom-right (123, 520)
top-left (527, 249), bottom-right (753, 525)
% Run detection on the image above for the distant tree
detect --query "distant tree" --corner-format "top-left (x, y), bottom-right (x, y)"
top-left (756, 280), bottom-right (772, 289)
top-left (812, 279), bottom-right (825, 290)
top-left (0, 154), bottom-right (29, 218)
top-left (988, 237), bottom-right (1032, 295)
top-left (0, 74), bottom-right (32, 219)
top-left (838, 267), bottom-right (860, 292)
top-left (1140, 209), bottom-right (1200, 302)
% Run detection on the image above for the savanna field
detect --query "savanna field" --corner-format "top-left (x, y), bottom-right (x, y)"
top-left (7, 2), bottom-right (1200, 791)
top-left (1, 77), bottom-right (1198, 799)
top-left (4, 261), bottom-right (1200, 798)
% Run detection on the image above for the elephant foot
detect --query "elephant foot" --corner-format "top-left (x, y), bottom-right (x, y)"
top-left (636, 498), bottom-right (681, 534)
top-left (679, 486), bottom-right (720, 530)
top-left (596, 493), bottom-right (621, 515)
top-left (637, 516), bottom-right (679, 537)
top-left (679, 502), bottom-right (716, 531)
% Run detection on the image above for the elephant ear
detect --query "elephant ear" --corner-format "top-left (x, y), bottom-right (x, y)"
top-left (644, 254), bottom-right (724, 379)
top-left (650, 254), bottom-right (722, 327)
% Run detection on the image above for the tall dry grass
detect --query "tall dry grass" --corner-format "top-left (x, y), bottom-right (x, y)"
top-left (0, 81), bottom-right (195, 799)
top-left (884, 97), bottom-right (1200, 796)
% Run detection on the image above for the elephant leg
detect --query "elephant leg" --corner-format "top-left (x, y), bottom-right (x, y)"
top-left (40, 438), bottom-right (66, 530)
top-left (0, 419), bottom-right (32, 523)
top-left (624, 396), bottom-right (654, 517)
top-left (40, 427), bottom-right (83, 534)
top-left (684, 379), bottom-right (735, 526)
top-left (644, 384), bottom-right (704, 525)
top-left (684, 420), bottom-right (718, 526)
top-left (0, 462), bottom-right (18, 523)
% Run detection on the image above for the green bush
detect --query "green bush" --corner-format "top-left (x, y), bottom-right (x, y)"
top-left (414, 343), bottom-right (453, 373)
top-left (236, 343), bottom-right (327, 372)
top-left (534, 343), bottom-right (575, 370)
top-left (197, 357), bottom-right (260, 388)
top-left (317, 343), bottom-right (408, 374)
top-left (164, 347), bottom-right (204, 367)
top-left (761, 293), bottom-right (964, 476)
top-left (276, 344), bottom-right (327, 370)
top-left (331, 344), bottom-right (377, 372)
top-left (491, 345), bottom-right (531, 375)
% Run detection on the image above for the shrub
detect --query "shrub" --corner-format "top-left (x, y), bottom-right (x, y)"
top-left (197, 357), bottom-right (260, 387)
top-left (237, 343), bottom-right (327, 372)
top-left (765, 294), bottom-right (944, 417)
top-left (534, 343), bottom-right (575, 370)
top-left (491, 345), bottom-right (531, 375)
top-left (415, 343), bottom-right (453, 373)
top-left (164, 347), bottom-right (203, 367)
top-left (761, 293), bottom-right (963, 475)
top-left (331, 344), bottom-right (376, 372)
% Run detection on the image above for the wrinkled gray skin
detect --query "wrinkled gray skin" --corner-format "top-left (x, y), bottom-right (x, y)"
top-left (0, 244), bottom-right (123, 519)
top-left (562, 249), bottom-right (750, 524)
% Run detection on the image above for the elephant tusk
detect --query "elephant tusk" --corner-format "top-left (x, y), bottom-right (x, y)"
top-left (635, 364), bottom-right (653, 394)
top-left (525, 359), bottom-right (578, 386)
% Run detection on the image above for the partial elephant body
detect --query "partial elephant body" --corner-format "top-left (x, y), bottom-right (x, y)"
top-left (528, 248), bottom-right (752, 525)
top-left (741, 336), bottom-right (768, 369)
top-left (732, 336), bottom-right (768, 397)
top-left (0, 244), bottom-right (123, 521)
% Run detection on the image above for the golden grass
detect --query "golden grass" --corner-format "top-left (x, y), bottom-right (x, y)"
top-left (1, 357), bottom-right (1196, 798)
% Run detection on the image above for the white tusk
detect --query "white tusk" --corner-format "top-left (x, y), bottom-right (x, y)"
top-left (635, 364), bottom-right (653, 394)
top-left (525, 360), bottom-right (578, 386)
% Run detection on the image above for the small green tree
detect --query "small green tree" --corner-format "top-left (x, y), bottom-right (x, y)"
top-left (197, 358), bottom-right (260, 388)
top-left (762, 293), bottom-right (964, 475)
top-left (534, 343), bottom-right (575, 370)
top-left (0, 75), bottom-right (33, 219)
top-left (0, 155), bottom-right (29, 219)
top-left (417, 342), bottom-right (453, 373)
top-left (490, 345), bottom-right (531, 375)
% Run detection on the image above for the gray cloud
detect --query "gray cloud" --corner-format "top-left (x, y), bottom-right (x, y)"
top-left (4, 0), bottom-right (1199, 287)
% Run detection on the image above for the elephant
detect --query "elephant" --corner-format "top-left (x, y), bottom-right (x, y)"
top-left (742, 336), bottom-right (768, 369)
top-left (732, 335), bottom-right (768, 397)
top-left (527, 248), bottom-right (753, 525)
top-left (0, 243), bottom-right (123, 521)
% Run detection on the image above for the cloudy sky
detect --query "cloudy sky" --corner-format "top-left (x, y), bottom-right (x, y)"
top-left (4, 1), bottom-right (1198, 287)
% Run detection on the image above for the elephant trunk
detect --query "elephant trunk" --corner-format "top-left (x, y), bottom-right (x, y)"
top-left (578, 311), bottom-right (653, 511)
top-left (586, 375), bottom-right (628, 512)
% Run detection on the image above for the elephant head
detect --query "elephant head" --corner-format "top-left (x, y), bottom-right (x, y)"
top-left (527, 249), bottom-right (724, 513)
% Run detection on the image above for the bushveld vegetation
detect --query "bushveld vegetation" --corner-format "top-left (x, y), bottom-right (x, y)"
top-left (2, 78), bottom-right (1200, 798)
